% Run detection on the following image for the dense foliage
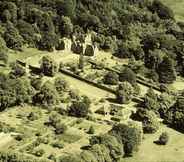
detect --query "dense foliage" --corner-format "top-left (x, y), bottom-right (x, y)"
top-left (0, 0), bottom-right (183, 83)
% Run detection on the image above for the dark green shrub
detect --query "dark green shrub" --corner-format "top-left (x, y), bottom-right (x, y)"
top-left (33, 81), bottom-right (59, 107)
top-left (33, 149), bottom-right (45, 157)
top-left (119, 67), bottom-right (136, 85)
top-left (55, 122), bottom-right (67, 134)
top-left (103, 71), bottom-right (119, 85)
top-left (68, 101), bottom-right (89, 118)
top-left (158, 132), bottom-right (169, 145)
top-left (116, 82), bottom-right (134, 104)
top-left (131, 108), bottom-right (159, 134)
top-left (40, 56), bottom-right (58, 77)
top-left (88, 126), bottom-right (95, 134)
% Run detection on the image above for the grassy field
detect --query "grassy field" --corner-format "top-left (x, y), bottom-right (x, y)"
top-left (1, 39), bottom-right (184, 161)
top-left (123, 125), bottom-right (184, 162)
top-left (161, 0), bottom-right (184, 22)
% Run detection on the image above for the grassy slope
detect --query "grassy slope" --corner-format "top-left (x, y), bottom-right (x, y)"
top-left (123, 125), bottom-right (184, 162)
top-left (161, 0), bottom-right (184, 22)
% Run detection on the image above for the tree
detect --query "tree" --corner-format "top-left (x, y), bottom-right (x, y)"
top-left (0, 77), bottom-right (35, 110)
top-left (88, 126), bottom-right (95, 134)
top-left (145, 49), bottom-right (163, 70)
top-left (0, 36), bottom-right (8, 64)
top-left (68, 101), bottom-right (90, 118)
top-left (131, 108), bottom-right (159, 134)
top-left (103, 71), bottom-right (119, 85)
top-left (79, 54), bottom-right (84, 70)
top-left (40, 56), bottom-right (58, 76)
top-left (33, 148), bottom-right (45, 157)
top-left (9, 63), bottom-right (26, 78)
top-left (163, 97), bottom-right (184, 132)
top-left (17, 20), bottom-right (36, 46)
top-left (158, 56), bottom-right (176, 84)
top-left (54, 76), bottom-right (69, 94)
top-left (55, 122), bottom-right (67, 134)
top-left (2, 2), bottom-right (17, 23)
top-left (111, 123), bottom-right (142, 157)
top-left (14, 77), bottom-right (35, 105)
top-left (31, 77), bottom-right (42, 91)
top-left (60, 16), bottom-right (73, 38)
top-left (48, 111), bottom-right (62, 127)
top-left (78, 13), bottom-right (101, 31)
top-left (84, 45), bottom-right (95, 56)
top-left (1, 9), bottom-right (11, 23)
top-left (119, 67), bottom-right (136, 85)
top-left (33, 81), bottom-right (59, 107)
top-left (4, 22), bottom-right (23, 50)
top-left (59, 0), bottom-right (76, 18)
top-left (114, 42), bottom-right (131, 58)
top-left (39, 32), bottom-right (58, 52)
top-left (116, 82), bottom-right (134, 104)
top-left (58, 155), bottom-right (81, 162)
top-left (143, 88), bottom-right (159, 112)
top-left (80, 150), bottom-right (97, 162)
top-left (89, 134), bottom-right (124, 161)
top-left (158, 132), bottom-right (169, 145)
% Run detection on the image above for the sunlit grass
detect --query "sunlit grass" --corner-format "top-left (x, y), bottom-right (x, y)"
top-left (161, 0), bottom-right (184, 22)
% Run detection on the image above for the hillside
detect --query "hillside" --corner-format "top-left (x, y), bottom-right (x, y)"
top-left (0, 0), bottom-right (184, 162)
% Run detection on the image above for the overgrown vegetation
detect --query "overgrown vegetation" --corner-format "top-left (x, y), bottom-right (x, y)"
top-left (0, 0), bottom-right (184, 162)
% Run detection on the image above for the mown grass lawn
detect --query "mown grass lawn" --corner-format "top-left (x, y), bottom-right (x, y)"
top-left (123, 124), bottom-right (184, 162)
top-left (161, 0), bottom-right (184, 22)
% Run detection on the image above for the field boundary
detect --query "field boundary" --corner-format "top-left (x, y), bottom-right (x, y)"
top-left (88, 60), bottom-right (161, 92)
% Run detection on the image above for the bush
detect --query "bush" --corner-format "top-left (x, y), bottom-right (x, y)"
top-left (52, 141), bottom-right (64, 149)
top-left (54, 76), bottom-right (69, 94)
top-left (4, 22), bottom-right (23, 50)
top-left (71, 41), bottom-right (83, 54)
top-left (33, 149), bottom-right (45, 157)
top-left (116, 82), bottom-right (134, 104)
top-left (0, 77), bottom-right (35, 110)
top-left (143, 88), bottom-right (159, 112)
top-left (31, 77), bottom-right (42, 90)
top-left (119, 67), bottom-right (136, 85)
top-left (88, 126), bottom-right (95, 134)
top-left (103, 72), bottom-right (119, 85)
top-left (33, 81), bottom-right (59, 107)
top-left (84, 45), bottom-right (94, 56)
top-left (111, 123), bottom-right (142, 157)
top-left (40, 56), bottom-right (58, 77)
top-left (90, 134), bottom-right (124, 160)
top-left (38, 32), bottom-right (58, 52)
top-left (56, 39), bottom-right (65, 50)
top-left (55, 122), bottom-right (67, 134)
top-left (27, 112), bottom-right (39, 121)
top-left (48, 111), bottom-right (61, 127)
top-left (17, 20), bottom-right (36, 46)
top-left (9, 63), bottom-right (26, 78)
top-left (131, 108), bottom-right (159, 134)
top-left (158, 56), bottom-right (176, 84)
top-left (48, 153), bottom-right (57, 161)
top-left (158, 132), bottom-right (169, 145)
top-left (68, 101), bottom-right (89, 118)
